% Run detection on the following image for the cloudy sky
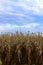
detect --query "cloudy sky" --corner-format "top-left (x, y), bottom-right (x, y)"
top-left (0, 0), bottom-right (43, 33)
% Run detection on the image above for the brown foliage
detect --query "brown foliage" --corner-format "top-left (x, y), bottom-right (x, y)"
top-left (0, 32), bottom-right (43, 65)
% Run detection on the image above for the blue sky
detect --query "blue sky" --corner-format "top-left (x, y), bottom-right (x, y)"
top-left (0, 0), bottom-right (43, 33)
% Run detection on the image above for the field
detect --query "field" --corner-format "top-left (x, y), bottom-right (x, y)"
top-left (0, 32), bottom-right (43, 65)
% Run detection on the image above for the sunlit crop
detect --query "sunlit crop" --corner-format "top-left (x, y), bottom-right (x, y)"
top-left (0, 32), bottom-right (43, 65)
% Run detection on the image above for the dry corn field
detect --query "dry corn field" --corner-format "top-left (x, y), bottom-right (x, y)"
top-left (0, 32), bottom-right (43, 65)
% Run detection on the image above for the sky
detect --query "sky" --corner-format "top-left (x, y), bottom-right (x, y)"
top-left (0, 0), bottom-right (43, 33)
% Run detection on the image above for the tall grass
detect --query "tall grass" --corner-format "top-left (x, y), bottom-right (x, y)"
top-left (0, 32), bottom-right (43, 65)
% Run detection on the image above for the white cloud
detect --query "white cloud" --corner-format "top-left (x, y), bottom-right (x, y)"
top-left (36, 0), bottom-right (43, 8)
top-left (7, 12), bottom-right (25, 16)
top-left (21, 23), bottom-right (40, 28)
top-left (0, 23), bottom-right (18, 32)
top-left (14, 13), bottom-right (25, 16)
top-left (0, 23), bottom-right (41, 33)
top-left (0, 0), bottom-right (43, 15)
